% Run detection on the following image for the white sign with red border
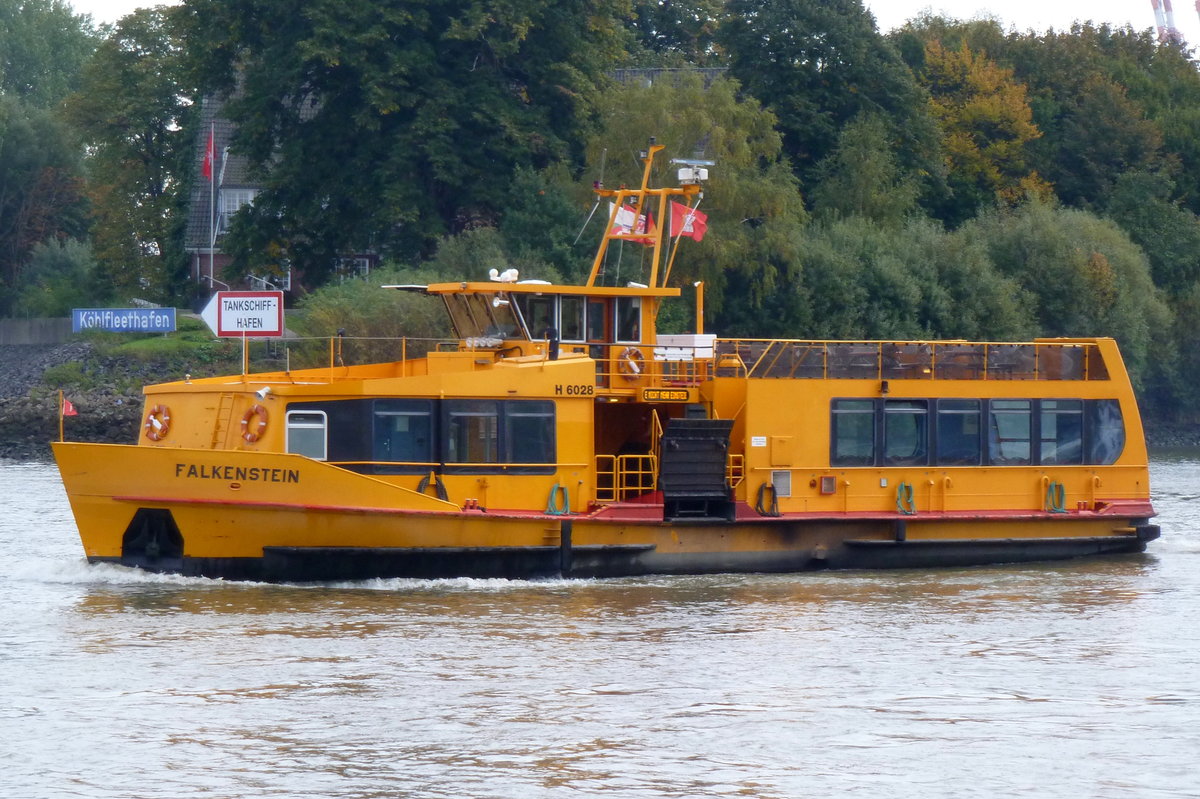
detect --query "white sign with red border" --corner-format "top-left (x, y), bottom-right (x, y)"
top-left (200, 291), bottom-right (285, 337)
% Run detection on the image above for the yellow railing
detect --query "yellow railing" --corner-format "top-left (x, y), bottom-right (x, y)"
top-left (595, 454), bottom-right (658, 502)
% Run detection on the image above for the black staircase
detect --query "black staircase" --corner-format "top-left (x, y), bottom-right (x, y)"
top-left (659, 418), bottom-right (736, 522)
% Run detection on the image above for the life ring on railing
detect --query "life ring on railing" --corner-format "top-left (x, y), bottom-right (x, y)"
top-left (240, 404), bottom-right (269, 443)
top-left (618, 347), bottom-right (645, 382)
top-left (143, 404), bottom-right (171, 441)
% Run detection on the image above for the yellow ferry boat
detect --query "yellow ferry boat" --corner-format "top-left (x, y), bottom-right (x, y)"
top-left (52, 143), bottom-right (1159, 581)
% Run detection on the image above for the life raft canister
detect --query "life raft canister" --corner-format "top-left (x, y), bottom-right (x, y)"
top-left (143, 404), bottom-right (171, 441)
top-left (241, 404), bottom-right (269, 443)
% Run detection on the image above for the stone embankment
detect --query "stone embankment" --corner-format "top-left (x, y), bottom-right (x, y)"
top-left (1, 341), bottom-right (1197, 462)
top-left (0, 342), bottom-right (144, 461)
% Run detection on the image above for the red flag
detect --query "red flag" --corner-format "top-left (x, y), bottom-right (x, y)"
top-left (62, 397), bottom-right (78, 417)
top-left (201, 129), bottom-right (214, 181)
top-left (671, 201), bottom-right (708, 241)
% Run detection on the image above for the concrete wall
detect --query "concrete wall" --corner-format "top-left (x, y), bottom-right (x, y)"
top-left (0, 318), bottom-right (71, 346)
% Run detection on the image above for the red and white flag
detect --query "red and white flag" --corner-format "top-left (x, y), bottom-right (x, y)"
top-left (670, 201), bottom-right (708, 241)
top-left (62, 397), bottom-right (78, 417)
top-left (609, 202), bottom-right (656, 245)
top-left (201, 128), bottom-right (214, 181)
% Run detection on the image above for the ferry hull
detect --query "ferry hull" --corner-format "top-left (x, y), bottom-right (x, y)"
top-left (55, 442), bottom-right (1157, 583)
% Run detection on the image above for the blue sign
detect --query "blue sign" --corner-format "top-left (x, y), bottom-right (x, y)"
top-left (72, 308), bottom-right (177, 333)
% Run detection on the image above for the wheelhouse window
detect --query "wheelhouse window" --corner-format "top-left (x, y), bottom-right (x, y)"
top-left (936, 399), bottom-right (981, 466)
top-left (615, 297), bottom-right (641, 343)
top-left (1040, 399), bottom-right (1084, 465)
top-left (517, 295), bottom-right (556, 339)
top-left (286, 411), bottom-right (327, 461)
top-left (1086, 399), bottom-right (1125, 465)
top-left (883, 400), bottom-right (928, 466)
top-left (989, 400), bottom-right (1032, 465)
top-left (443, 294), bottom-right (521, 340)
top-left (373, 399), bottom-right (433, 472)
top-left (586, 298), bottom-right (607, 341)
top-left (832, 399), bottom-right (876, 466)
top-left (561, 296), bottom-right (585, 342)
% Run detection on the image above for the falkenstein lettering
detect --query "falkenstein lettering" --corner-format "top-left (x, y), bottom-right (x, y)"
top-left (175, 463), bottom-right (300, 483)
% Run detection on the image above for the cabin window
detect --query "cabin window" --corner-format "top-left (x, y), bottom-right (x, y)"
top-left (883, 400), bottom-right (928, 466)
top-left (561, 296), bottom-right (585, 342)
top-left (615, 297), bottom-right (641, 343)
top-left (445, 400), bottom-right (500, 466)
top-left (1040, 399), bottom-right (1084, 465)
top-left (286, 411), bottom-right (327, 461)
top-left (935, 399), bottom-right (982, 466)
top-left (373, 399), bottom-right (434, 472)
top-left (988, 400), bottom-right (1032, 465)
top-left (504, 400), bottom-right (556, 474)
top-left (831, 399), bottom-right (876, 466)
top-left (1086, 399), bottom-right (1125, 464)
top-left (442, 399), bottom-right (556, 474)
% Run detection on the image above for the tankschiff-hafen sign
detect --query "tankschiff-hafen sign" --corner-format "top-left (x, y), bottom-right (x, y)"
top-left (72, 308), bottom-right (177, 333)
top-left (200, 290), bottom-right (285, 337)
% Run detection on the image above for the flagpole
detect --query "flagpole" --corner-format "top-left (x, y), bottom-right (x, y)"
top-left (58, 390), bottom-right (64, 443)
top-left (209, 121), bottom-right (215, 291)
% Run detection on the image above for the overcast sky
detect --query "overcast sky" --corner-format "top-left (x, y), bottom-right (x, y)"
top-left (67, 0), bottom-right (1199, 49)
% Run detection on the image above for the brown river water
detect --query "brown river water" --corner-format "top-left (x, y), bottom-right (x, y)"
top-left (2, 454), bottom-right (1198, 798)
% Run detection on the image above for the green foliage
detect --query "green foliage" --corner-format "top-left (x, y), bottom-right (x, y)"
top-left (177, 0), bottom-right (632, 278)
top-left (12, 238), bottom-right (102, 316)
top-left (577, 74), bottom-right (808, 327)
top-left (0, 0), bottom-right (99, 107)
top-left (808, 114), bottom-right (920, 226)
top-left (781, 216), bottom-right (1033, 341)
top-left (719, 0), bottom-right (939, 192)
top-left (1104, 171), bottom-right (1200, 296)
top-left (0, 94), bottom-right (89, 315)
top-left (64, 7), bottom-right (197, 305)
top-left (965, 200), bottom-right (1172, 388)
top-left (627, 0), bottom-right (723, 66)
top-left (292, 264), bottom-right (452, 365)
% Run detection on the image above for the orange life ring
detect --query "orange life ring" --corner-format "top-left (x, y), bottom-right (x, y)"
top-left (143, 404), bottom-right (171, 441)
top-left (618, 347), bottom-right (645, 382)
top-left (241, 404), bottom-right (269, 443)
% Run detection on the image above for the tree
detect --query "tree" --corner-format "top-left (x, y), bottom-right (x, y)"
top-left (12, 238), bottom-right (100, 316)
top-left (65, 7), bottom-right (197, 304)
top-left (719, 0), bottom-right (939, 192)
top-left (807, 113), bottom-right (920, 226)
top-left (965, 200), bottom-right (1172, 388)
top-left (0, 0), bottom-right (99, 107)
top-left (1104, 170), bottom-right (1200, 296)
top-left (627, 0), bottom-right (724, 66)
top-left (918, 40), bottom-right (1050, 225)
top-left (0, 94), bottom-right (88, 315)
top-left (176, 0), bottom-right (632, 280)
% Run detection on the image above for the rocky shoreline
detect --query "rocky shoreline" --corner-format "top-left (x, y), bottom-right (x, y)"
top-left (1, 341), bottom-right (1198, 463)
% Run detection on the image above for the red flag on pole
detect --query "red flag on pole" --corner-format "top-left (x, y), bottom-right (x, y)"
top-left (670, 201), bottom-right (708, 241)
top-left (62, 397), bottom-right (78, 416)
top-left (202, 128), bottom-right (214, 181)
